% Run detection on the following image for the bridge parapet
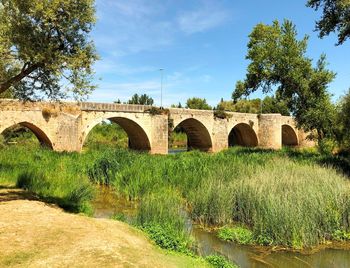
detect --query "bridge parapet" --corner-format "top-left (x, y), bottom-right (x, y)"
top-left (0, 99), bottom-right (152, 113)
top-left (79, 102), bottom-right (151, 112)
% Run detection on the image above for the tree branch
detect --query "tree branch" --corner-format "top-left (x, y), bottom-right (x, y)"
top-left (0, 63), bottom-right (41, 94)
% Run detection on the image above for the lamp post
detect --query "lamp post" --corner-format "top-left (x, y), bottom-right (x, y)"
top-left (159, 68), bottom-right (164, 108)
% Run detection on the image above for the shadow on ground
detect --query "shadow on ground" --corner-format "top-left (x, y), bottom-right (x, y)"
top-left (0, 188), bottom-right (38, 202)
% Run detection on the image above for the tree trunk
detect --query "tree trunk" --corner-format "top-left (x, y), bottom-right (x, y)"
top-left (0, 63), bottom-right (40, 94)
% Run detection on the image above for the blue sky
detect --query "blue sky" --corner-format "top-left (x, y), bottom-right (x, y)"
top-left (89, 0), bottom-right (350, 107)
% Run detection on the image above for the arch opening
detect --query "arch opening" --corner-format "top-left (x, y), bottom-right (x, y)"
top-left (83, 117), bottom-right (151, 151)
top-left (228, 123), bottom-right (258, 147)
top-left (169, 118), bottom-right (212, 152)
top-left (282, 124), bottom-right (298, 146)
top-left (1, 122), bottom-right (53, 149)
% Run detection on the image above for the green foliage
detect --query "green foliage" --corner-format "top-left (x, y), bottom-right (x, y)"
top-left (2, 145), bottom-right (350, 249)
top-left (0, 146), bottom-right (96, 214)
top-left (0, 0), bottom-right (98, 100)
top-left (1, 125), bottom-right (39, 146)
top-left (337, 89), bottom-right (350, 148)
top-left (97, 147), bottom-right (350, 248)
top-left (333, 230), bottom-right (350, 241)
top-left (171, 102), bottom-right (183, 108)
top-left (137, 188), bottom-right (187, 234)
top-left (0, 135), bottom-right (5, 149)
top-left (217, 226), bottom-right (254, 245)
top-left (186, 97), bottom-right (212, 110)
top-left (145, 107), bottom-right (169, 116)
top-left (142, 223), bottom-right (192, 254)
top-left (88, 149), bottom-right (134, 185)
top-left (111, 212), bottom-right (127, 222)
top-left (219, 97), bottom-right (290, 115)
top-left (16, 170), bottom-right (50, 191)
top-left (317, 138), bottom-right (337, 155)
top-left (205, 255), bottom-right (237, 268)
top-left (261, 96), bottom-right (290, 115)
top-left (83, 122), bottom-right (128, 150)
top-left (213, 109), bottom-right (232, 119)
top-left (232, 20), bottom-right (336, 144)
top-left (169, 130), bottom-right (187, 149)
top-left (128, 93), bottom-right (154, 105)
top-left (307, 0), bottom-right (350, 45)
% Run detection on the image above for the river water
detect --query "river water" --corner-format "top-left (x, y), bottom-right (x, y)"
top-left (92, 186), bottom-right (350, 268)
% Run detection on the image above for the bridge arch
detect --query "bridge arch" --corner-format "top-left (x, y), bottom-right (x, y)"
top-left (282, 124), bottom-right (298, 146)
top-left (82, 116), bottom-right (151, 151)
top-left (228, 123), bottom-right (258, 147)
top-left (1, 122), bottom-right (53, 149)
top-left (173, 118), bottom-right (212, 151)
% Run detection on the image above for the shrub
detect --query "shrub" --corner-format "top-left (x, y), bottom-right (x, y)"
top-left (217, 226), bottom-right (254, 245)
top-left (205, 255), bottom-right (237, 268)
top-left (65, 183), bottom-right (95, 213)
top-left (111, 213), bottom-right (127, 222)
top-left (145, 107), bottom-right (169, 115)
top-left (214, 110), bottom-right (232, 120)
top-left (333, 230), bottom-right (350, 241)
top-left (318, 138), bottom-right (336, 155)
top-left (16, 170), bottom-right (50, 192)
top-left (142, 223), bottom-right (192, 254)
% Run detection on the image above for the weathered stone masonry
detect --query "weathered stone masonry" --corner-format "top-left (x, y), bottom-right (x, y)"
top-left (0, 100), bottom-right (313, 154)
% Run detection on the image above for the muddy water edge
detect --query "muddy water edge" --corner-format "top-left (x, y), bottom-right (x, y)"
top-left (92, 186), bottom-right (350, 268)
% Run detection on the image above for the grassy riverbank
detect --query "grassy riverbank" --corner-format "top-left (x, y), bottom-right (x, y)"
top-left (1, 145), bottom-right (350, 252)
top-left (0, 189), bottom-right (212, 268)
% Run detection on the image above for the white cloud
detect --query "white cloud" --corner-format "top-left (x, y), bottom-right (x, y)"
top-left (177, 2), bottom-right (230, 34)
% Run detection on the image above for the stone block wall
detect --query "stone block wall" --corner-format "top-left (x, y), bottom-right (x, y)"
top-left (0, 100), bottom-right (314, 154)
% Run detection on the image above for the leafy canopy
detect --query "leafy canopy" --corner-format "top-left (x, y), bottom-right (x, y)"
top-left (186, 97), bottom-right (212, 110)
top-left (232, 20), bottom-right (336, 142)
top-left (337, 89), bottom-right (350, 147)
top-left (128, 93), bottom-right (154, 105)
top-left (219, 97), bottom-right (290, 115)
top-left (307, 0), bottom-right (350, 45)
top-left (0, 0), bottom-right (98, 100)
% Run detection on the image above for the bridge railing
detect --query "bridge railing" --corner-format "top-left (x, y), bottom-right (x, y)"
top-left (79, 102), bottom-right (152, 112)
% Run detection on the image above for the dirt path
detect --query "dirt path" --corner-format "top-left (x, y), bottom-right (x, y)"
top-left (0, 189), bottom-right (208, 268)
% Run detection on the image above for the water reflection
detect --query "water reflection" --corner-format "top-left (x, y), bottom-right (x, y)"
top-left (168, 148), bottom-right (187, 154)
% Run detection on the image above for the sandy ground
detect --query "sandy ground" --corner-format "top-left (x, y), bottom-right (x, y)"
top-left (0, 189), bottom-right (207, 268)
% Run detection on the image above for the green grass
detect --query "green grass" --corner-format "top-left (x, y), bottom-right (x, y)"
top-left (169, 131), bottom-right (187, 148)
top-left (1, 142), bottom-right (350, 250)
top-left (88, 147), bottom-right (350, 249)
top-left (83, 122), bottom-right (128, 150)
top-left (0, 146), bottom-right (97, 214)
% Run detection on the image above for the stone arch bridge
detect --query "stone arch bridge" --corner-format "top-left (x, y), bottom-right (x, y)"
top-left (0, 100), bottom-right (312, 154)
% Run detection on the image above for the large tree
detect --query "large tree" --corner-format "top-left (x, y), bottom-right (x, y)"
top-left (307, 0), bottom-right (350, 45)
top-left (186, 97), bottom-right (212, 110)
top-left (232, 20), bottom-right (336, 144)
top-left (128, 93), bottom-right (154, 105)
top-left (0, 0), bottom-right (98, 100)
